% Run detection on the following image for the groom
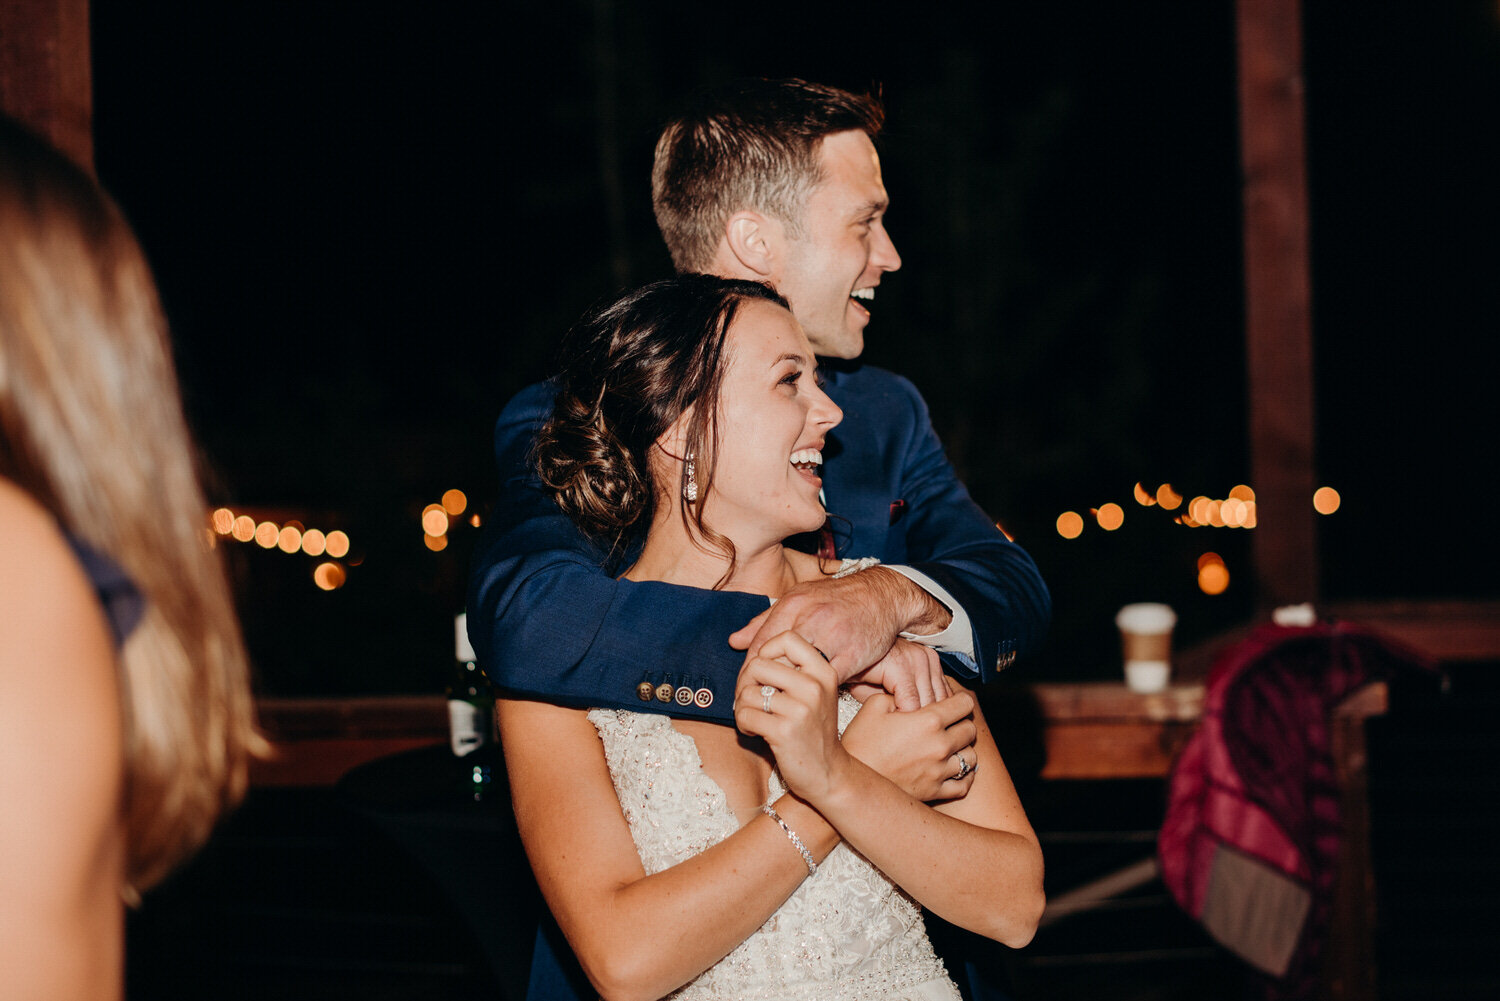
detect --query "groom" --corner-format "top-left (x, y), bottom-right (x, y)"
top-left (468, 78), bottom-right (1049, 999)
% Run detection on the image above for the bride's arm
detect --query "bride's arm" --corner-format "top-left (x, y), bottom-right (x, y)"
top-left (737, 633), bottom-right (1046, 947)
top-left (497, 698), bottom-right (837, 1001)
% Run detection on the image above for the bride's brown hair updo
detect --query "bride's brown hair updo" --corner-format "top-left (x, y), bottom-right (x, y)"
top-left (535, 275), bottom-right (789, 560)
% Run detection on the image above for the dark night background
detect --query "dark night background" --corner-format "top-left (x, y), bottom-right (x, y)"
top-left (88, 1), bottom-right (1499, 697)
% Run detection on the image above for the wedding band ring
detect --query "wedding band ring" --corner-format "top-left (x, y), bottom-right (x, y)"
top-left (761, 684), bottom-right (776, 714)
top-left (954, 753), bottom-right (972, 780)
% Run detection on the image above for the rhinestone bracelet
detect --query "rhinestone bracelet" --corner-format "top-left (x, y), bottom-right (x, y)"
top-left (761, 803), bottom-right (817, 876)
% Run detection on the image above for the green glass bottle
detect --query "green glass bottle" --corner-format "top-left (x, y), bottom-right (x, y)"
top-left (449, 612), bottom-right (495, 801)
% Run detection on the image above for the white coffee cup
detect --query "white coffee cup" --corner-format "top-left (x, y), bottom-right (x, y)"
top-left (1115, 603), bottom-right (1177, 693)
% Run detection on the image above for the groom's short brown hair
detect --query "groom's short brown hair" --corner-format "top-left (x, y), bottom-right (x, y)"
top-left (651, 78), bottom-right (884, 273)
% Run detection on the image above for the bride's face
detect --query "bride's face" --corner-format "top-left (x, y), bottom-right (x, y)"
top-left (697, 300), bottom-right (842, 548)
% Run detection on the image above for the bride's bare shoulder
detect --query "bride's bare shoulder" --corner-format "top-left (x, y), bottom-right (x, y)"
top-left (784, 547), bottom-right (843, 584)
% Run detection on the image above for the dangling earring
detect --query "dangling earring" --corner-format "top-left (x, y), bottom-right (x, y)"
top-left (684, 454), bottom-right (698, 503)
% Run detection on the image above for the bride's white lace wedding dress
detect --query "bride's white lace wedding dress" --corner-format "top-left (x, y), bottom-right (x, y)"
top-left (587, 691), bottom-right (962, 1000)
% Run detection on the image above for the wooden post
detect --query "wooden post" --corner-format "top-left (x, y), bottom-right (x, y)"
top-left (1323, 682), bottom-right (1387, 1001)
top-left (0, 0), bottom-right (93, 172)
top-left (1236, 0), bottom-right (1318, 610)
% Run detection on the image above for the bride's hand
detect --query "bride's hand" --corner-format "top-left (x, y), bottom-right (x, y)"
top-left (841, 681), bottom-right (979, 802)
top-left (733, 630), bottom-right (850, 804)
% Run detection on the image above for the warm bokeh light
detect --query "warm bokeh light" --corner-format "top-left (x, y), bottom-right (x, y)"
top-left (1156, 484), bottom-right (1183, 510)
top-left (422, 503), bottom-right (449, 537)
top-left (1198, 562), bottom-right (1230, 595)
top-left (1197, 551), bottom-right (1225, 571)
top-left (300, 528), bottom-right (327, 556)
top-left (325, 530), bottom-right (350, 558)
top-left (425, 533), bottom-right (449, 552)
top-left (1206, 500), bottom-right (1225, 528)
top-left (1133, 482), bottom-right (1157, 506)
top-left (442, 489), bottom-right (467, 516)
top-left (1244, 502), bottom-right (1258, 529)
top-left (231, 515), bottom-right (256, 543)
top-left (1222, 498), bottom-right (1248, 528)
top-left (277, 525), bottom-right (302, 554)
top-left (1096, 503), bottom-right (1124, 531)
top-left (1229, 484), bottom-right (1256, 503)
top-left (312, 562), bottom-right (347, 591)
top-left (1314, 486), bottom-right (1341, 515)
top-left (469, 514), bottom-right (482, 528)
top-left (211, 508), bottom-right (235, 535)
top-left (1056, 511), bottom-right (1084, 539)
top-left (1189, 496), bottom-right (1212, 525)
top-left (254, 521), bottom-right (279, 548)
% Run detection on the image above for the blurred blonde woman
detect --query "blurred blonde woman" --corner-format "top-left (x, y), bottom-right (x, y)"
top-left (0, 115), bottom-right (265, 999)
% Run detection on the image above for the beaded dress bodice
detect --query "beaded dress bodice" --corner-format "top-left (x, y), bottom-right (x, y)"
top-left (587, 692), bottom-right (960, 1000)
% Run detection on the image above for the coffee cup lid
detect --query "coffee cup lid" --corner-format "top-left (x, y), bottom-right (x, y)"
top-left (1115, 602), bottom-right (1177, 633)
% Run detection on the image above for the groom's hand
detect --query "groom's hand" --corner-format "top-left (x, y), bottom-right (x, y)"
top-left (729, 567), bottom-right (951, 711)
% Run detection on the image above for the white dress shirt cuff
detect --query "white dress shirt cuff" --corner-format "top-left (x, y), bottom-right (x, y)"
top-left (883, 564), bottom-right (977, 662)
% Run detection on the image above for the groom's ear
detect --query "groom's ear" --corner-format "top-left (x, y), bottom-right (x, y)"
top-left (723, 210), bottom-right (778, 278)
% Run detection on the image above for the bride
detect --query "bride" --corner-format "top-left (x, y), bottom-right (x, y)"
top-left (497, 274), bottom-right (1043, 1000)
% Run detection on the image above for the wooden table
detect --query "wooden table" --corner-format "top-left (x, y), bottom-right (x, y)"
top-left (1029, 681), bottom-right (1204, 780)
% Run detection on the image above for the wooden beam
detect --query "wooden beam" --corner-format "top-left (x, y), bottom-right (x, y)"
top-left (0, 0), bottom-right (93, 171)
top-left (1236, 0), bottom-right (1318, 609)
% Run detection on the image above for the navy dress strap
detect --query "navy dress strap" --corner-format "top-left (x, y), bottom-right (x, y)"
top-left (66, 538), bottom-right (146, 648)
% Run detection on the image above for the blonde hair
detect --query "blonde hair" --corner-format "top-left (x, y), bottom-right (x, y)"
top-left (0, 116), bottom-right (267, 899)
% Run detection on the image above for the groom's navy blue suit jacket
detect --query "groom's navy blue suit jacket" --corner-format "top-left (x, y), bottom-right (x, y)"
top-left (467, 361), bottom-right (1050, 716)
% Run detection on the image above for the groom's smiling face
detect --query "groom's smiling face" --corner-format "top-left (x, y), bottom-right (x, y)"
top-left (768, 130), bottom-right (902, 361)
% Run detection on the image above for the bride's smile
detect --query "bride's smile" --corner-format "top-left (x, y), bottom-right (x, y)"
top-left (672, 299), bottom-right (843, 559)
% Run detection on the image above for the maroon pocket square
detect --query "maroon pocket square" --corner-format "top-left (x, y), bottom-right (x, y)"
top-left (889, 499), bottom-right (907, 525)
